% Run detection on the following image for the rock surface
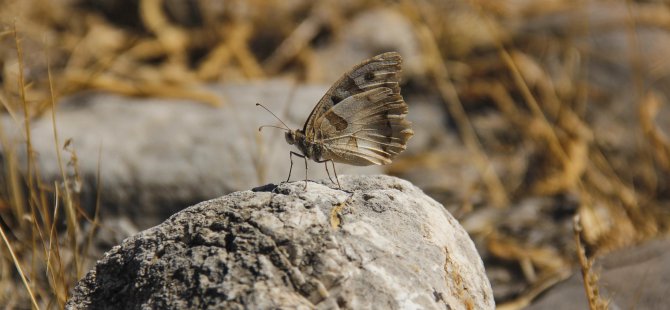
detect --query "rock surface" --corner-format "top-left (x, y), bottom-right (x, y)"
top-left (527, 236), bottom-right (670, 310)
top-left (65, 175), bottom-right (494, 309)
top-left (1, 81), bottom-right (381, 227)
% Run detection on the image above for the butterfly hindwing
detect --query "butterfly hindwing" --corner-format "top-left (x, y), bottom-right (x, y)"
top-left (303, 52), bottom-right (403, 136)
top-left (313, 87), bottom-right (413, 165)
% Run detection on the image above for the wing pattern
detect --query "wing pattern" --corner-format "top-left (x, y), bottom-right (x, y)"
top-left (314, 87), bottom-right (413, 165)
top-left (303, 52), bottom-right (402, 136)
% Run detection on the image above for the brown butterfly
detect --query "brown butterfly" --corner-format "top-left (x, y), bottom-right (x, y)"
top-left (258, 52), bottom-right (413, 189)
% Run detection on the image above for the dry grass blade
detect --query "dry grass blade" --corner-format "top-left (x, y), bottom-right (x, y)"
top-left (46, 184), bottom-right (66, 306)
top-left (0, 224), bottom-right (40, 309)
top-left (47, 43), bottom-right (74, 306)
top-left (140, 0), bottom-right (189, 63)
top-left (573, 215), bottom-right (609, 310)
top-left (66, 70), bottom-right (224, 107)
top-left (496, 268), bottom-right (572, 310)
top-left (263, 3), bottom-right (333, 75)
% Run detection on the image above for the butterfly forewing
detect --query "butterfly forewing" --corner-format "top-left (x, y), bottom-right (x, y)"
top-left (303, 52), bottom-right (403, 136)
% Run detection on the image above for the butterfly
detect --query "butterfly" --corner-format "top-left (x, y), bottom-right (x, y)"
top-left (258, 52), bottom-right (413, 189)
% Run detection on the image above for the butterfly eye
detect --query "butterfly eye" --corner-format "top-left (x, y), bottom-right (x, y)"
top-left (285, 132), bottom-right (295, 145)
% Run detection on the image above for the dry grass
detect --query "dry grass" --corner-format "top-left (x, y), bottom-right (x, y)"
top-left (573, 215), bottom-right (609, 310)
top-left (0, 26), bottom-right (101, 308)
top-left (0, 0), bottom-right (669, 308)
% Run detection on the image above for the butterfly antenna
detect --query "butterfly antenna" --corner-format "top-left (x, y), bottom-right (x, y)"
top-left (256, 103), bottom-right (291, 131)
top-left (258, 125), bottom-right (289, 132)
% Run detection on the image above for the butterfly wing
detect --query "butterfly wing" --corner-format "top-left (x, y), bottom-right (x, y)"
top-left (313, 87), bottom-right (413, 165)
top-left (303, 52), bottom-right (403, 135)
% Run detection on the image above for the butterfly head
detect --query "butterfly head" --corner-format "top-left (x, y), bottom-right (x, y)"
top-left (286, 129), bottom-right (321, 160)
top-left (284, 129), bottom-right (303, 146)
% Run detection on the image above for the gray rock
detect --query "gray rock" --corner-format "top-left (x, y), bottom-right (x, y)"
top-left (65, 175), bottom-right (494, 310)
top-left (2, 80), bottom-right (381, 227)
top-left (527, 237), bottom-right (670, 310)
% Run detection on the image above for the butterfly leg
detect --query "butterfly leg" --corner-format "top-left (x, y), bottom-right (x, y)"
top-left (316, 159), bottom-right (341, 189)
top-left (287, 151), bottom-right (305, 183)
top-left (302, 154), bottom-right (309, 190)
top-left (321, 160), bottom-right (336, 184)
top-left (330, 160), bottom-right (341, 189)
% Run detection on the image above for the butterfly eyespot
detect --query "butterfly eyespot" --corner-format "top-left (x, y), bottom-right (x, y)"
top-left (364, 72), bottom-right (376, 81)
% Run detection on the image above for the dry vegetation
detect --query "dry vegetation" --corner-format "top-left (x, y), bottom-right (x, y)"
top-left (0, 0), bottom-right (669, 309)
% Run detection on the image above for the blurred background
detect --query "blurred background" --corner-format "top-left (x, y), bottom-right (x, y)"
top-left (0, 0), bottom-right (669, 309)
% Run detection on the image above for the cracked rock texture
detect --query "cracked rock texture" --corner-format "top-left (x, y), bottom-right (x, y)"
top-left (66, 175), bottom-right (494, 309)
